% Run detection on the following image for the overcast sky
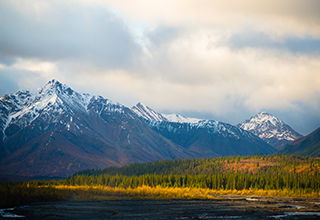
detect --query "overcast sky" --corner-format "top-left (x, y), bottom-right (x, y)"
top-left (1, 0), bottom-right (320, 135)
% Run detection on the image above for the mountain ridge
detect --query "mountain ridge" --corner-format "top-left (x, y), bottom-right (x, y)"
top-left (131, 103), bottom-right (276, 157)
top-left (279, 127), bottom-right (320, 157)
top-left (131, 102), bottom-right (202, 124)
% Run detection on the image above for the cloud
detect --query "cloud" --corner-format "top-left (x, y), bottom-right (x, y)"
top-left (0, 58), bottom-right (60, 95)
top-left (0, 72), bottom-right (19, 97)
top-left (106, 0), bottom-right (320, 37)
top-left (0, 0), bottom-right (142, 70)
top-left (228, 30), bottom-right (320, 54)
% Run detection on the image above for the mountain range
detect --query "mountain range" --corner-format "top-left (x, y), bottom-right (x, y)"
top-left (0, 80), bottom-right (309, 179)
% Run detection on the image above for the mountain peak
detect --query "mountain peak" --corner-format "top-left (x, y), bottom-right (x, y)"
top-left (238, 112), bottom-right (303, 150)
top-left (245, 111), bottom-right (284, 128)
top-left (135, 102), bottom-right (148, 110)
top-left (257, 111), bottom-right (269, 116)
top-left (40, 79), bottom-right (67, 93)
top-left (47, 79), bottom-right (60, 85)
top-left (255, 111), bottom-right (275, 118)
top-left (131, 102), bottom-right (167, 121)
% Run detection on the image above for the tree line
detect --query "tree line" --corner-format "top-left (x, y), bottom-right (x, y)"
top-left (59, 170), bottom-right (319, 192)
top-left (76, 154), bottom-right (320, 177)
top-left (50, 155), bottom-right (319, 192)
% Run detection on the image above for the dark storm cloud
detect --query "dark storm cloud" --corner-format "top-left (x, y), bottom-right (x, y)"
top-left (0, 1), bottom-right (141, 70)
top-left (228, 30), bottom-right (320, 54)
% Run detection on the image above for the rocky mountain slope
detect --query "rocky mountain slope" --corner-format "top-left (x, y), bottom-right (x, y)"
top-left (279, 127), bottom-right (320, 157)
top-left (131, 103), bottom-right (276, 157)
top-left (237, 112), bottom-right (303, 150)
top-left (0, 80), bottom-right (195, 178)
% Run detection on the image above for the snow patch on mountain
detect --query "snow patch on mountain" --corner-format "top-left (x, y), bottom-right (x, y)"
top-left (131, 103), bottom-right (201, 124)
top-left (163, 114), bottom-right (201, 124)
top-left (238, 112), bottom-right (302, 142)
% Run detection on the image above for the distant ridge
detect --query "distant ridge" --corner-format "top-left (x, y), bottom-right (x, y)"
top-left (279, 127), bottom-right (320, 157)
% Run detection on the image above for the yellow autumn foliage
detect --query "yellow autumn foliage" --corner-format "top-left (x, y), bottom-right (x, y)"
top-left (52, 185), bottom-right (320, 201)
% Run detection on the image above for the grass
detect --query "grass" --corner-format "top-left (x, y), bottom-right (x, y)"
top-left (1, 184), bottom-right (320, 208)
top-left (53, 185), bottom-right (320, 201)
top-left (203, 188), bottom-right (320, 198)
top-left (0, 184), bottom-right (68, 208)
top-left (54, 185), bottom-right (220, 200)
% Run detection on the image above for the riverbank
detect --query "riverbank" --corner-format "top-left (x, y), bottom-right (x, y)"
top-left (3, 195), bottom-right (320, 219)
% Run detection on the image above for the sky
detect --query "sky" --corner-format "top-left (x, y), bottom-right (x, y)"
top-left (0, 0), bottom-right (320, 135)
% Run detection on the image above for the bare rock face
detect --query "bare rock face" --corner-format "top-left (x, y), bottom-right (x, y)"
top-left (0, 80), bottom-right (195, 178)
top-left (237, 112), bottom-right (303, 150)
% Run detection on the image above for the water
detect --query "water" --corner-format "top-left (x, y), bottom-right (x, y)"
top-left (246, 198), bottom-right (260, 201)
top-left (270, 212), bottom-right (320, 218)
top-left (0, 207), bottom-right (25, 218)
top-left (198, 213), bottom-right (242, 219)
top-left (273, 203), bottom-right (306, 209)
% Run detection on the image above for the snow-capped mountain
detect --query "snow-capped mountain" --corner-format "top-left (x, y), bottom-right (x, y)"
top-left (0, 80), bottom-right (122, 141)
top-left (131, 103), bottom-right (276, 157)
top-left (131, 102), bottom-right (201, 123)
top-left (0, 80), bottom-right (195, 178)
top-left (237, 112), bottom-right (303, 150)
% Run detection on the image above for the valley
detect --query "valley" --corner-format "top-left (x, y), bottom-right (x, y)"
top-left (1, 80), bottom-right (320, 219)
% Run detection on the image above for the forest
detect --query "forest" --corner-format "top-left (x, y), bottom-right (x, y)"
top-left (63, 154), bottom-right (320, 191)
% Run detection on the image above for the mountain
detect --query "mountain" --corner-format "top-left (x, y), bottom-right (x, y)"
top-left (279, 127), bottom-right (320, 157)
top-left (131, 103), bottom-right (276, 157)
top-left (237, 112), bottom-right (303, 150)
top-left (0, 80), bottom-right (196, 178)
